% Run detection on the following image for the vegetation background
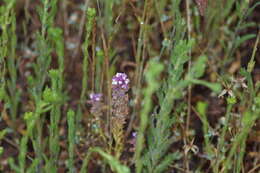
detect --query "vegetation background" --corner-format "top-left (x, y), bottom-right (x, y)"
top-left (0, 0), bottom-right (259, 172)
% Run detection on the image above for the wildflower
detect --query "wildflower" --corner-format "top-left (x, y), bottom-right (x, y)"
top-left (112, 73), bottom-right (130, 92)
top-left (183, 138), bottom-right (199, 155)
top-left (87, 93), bottom-right (106, 146)
top-left (231, 77), bottom-right (247, 89)
top-left (218, 88), bottom-right (234, 98)
top-left (218, 77), bottom-right (247, 98)
top-left (132, 132), bottom-right (137, 138)
top-left (89, 93), bottom-right (103, 102)
top-left (88, 93), bottom-right (103, 116)
top-left (111, 72), bottom-right (130, 159)
top-left (111, 72), bottom-right (130, 119)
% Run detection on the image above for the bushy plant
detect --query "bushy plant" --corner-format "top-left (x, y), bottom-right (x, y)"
top-left (0, 0), bottom-right (259, 172)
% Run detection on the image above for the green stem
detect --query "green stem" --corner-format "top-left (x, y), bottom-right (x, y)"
top-left (214, 97), bottom-right (235, 173)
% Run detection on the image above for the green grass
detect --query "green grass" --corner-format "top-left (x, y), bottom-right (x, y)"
top-left (0, 0), bottom-right (259, 172)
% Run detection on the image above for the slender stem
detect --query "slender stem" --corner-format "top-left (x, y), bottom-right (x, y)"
top-left (101, 32), bottom-right (112, 141)
top-left (214, 102), bottom-right (233, 173)
top-left (185, 0), bottom-right (192, 171)
top-left (67, 110), bottom-right (75, 173)
top-left (127, 0), bottom-right (150, 138)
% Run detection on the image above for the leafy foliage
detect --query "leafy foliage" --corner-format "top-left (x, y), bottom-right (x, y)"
top-left (0, 0), bottom-right (259, 172)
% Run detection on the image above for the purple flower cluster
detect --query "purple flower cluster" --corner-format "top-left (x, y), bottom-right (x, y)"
top-left (111, 73), bottom-right (130, 118)
top-left (111, 73), bottom-right (130, 158)
top-left (87, 72), bottom-right (130, 158)
top-left (89, 93), bottom-right (103, 102)
top-left (112, 73), bottom-right (130, 91)
top-left (87, 72), bottom-right (130, 119)
top-left (88, 93), bottom-right (103, 116)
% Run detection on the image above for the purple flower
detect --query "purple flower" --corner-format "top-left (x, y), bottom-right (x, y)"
top-left (88, 93), bottom-right (103, 116)
top-left (112, 73), bottom-right (130, 91)
top-left (111, 72), bottom-right (129, 120)
top-left (132, 132), bottom-right (137, 138)
top-left (89, 93), bottom-right (103, 102)
top-left (128, 132), bottom-right (137, 152)
top-left (110, 73), bottom-right (130, 157)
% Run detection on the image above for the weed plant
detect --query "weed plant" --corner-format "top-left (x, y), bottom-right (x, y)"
top-left (0, 0), bottom-right (259, 172)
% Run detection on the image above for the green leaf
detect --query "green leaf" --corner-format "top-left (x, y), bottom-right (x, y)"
top-left (23, 112), bottom-right (34, 122)
top-left (48, 69), bottom-right (59, 80)
top-left (171, 39), bottom-right (194, 68)
top-left (190, 55), bottom-right (207, 78)
top-left (246, 2), bottom-right (260, 18)
top-left (196, 101), bottom-right (208, 116)
top-left (188, 79), bottom-right (222, 93)
top-left (27, 159), bottom-right (40, 173)
top-left (227, 96), bottom-right (237, 105)
top-left (80, 147), bottom-right (130, 173)
top-left (8, 158), bottom-right (20, 172)
top-left (48, 27), bottom-right (63, 40)
top-left (154, 152), bottom-right (181, 173)
top-left (237, 22), bottom-right (256, 31)
top-left (234, 34), bottom-right (256, 49)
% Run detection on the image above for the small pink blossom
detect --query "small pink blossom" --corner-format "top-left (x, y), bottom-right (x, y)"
top-left (89, 93), bottom-right (103, 102)
top-left (112, 73), bottom-right (130, 91)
